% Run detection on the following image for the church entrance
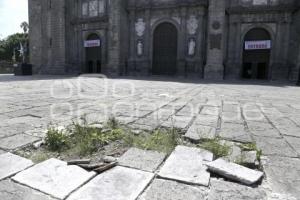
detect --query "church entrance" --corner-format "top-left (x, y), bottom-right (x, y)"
top-left (85, 33), bottom-right (102, 73)
top-left (152, 23), bottom-right (178, 75)
top-left (242, 28), bottom-right (271, 80)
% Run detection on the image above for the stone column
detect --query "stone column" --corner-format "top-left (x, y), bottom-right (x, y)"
top-left (177, 7), bottom-right (187, 77)
top-left (204, 0), bottom-right (226, 80)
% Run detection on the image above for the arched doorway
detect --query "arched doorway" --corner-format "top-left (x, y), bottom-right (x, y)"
top-left (242, 28), bottom-right (271, 79)
top-left (85, 33), bottom-right (101, 73)
top-left (152, 22), bottom-right (178, 75)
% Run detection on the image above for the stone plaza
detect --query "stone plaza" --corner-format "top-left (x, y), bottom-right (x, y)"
top-left (0, 74), bottom-right (299, 199)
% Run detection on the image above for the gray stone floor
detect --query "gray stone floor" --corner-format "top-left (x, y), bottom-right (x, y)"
top-left (0, 74), bottom-right (300, 199)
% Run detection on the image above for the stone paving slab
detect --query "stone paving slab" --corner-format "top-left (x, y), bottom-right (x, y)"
top-left (0, 134), bottom-right (40, 150)
top-left (285, 136), bottom-right (300, 155)
top-left (246, 121), bottom-right (282, 138)
top-left (13, 158), bottom-right (96, 199)
top-left (67, 166), bottom-right (154, 200)
top-left (0, 153), bottom-right (33, 180)
top-left (263, 156), bottom-right (300, 199)
top-left (208, 178), bottom-right (267, 200)
top-left (118, 148), bottom-right (167, 172)
top-left (139, 178), bottom-right (208, 200)
top-left (0, 179), bottom-right (55, 200)
top-left (185, 124), bottom-right (216, 142)
top-left (206, 158), bottom-right (264, 185)
top-left (158, 145), bottom-right (213, 186)
top-left (255, 136), bottom-right (298, 157)
top-left (193, 114), bottom-right (219, 127)
top-left (219, 122), bottom-right (253, 143)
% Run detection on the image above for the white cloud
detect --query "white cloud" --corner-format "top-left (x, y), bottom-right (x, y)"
top-left (0, 0), bottom-right (28, 39)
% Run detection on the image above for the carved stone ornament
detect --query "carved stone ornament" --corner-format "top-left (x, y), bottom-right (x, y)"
top-left (135, 18), bottom-right (146, 37)
top-left (187, 15), bottom-right (198, 35)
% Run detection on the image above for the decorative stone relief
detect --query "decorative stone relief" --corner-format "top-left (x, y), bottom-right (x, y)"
top-left (188, 38), bottom-right (196, 56)
top-left (137, 40), bottom-right (143, 56)
top-left (135, 18), bottom-right (146, 37)
top-left (172, 17), bottom-right (181, 25)
top-left (187, 15), bottom-right (198, 35)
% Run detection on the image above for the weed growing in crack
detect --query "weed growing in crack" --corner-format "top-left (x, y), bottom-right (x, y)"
top-left (197, 138), bottom-right (231, 159)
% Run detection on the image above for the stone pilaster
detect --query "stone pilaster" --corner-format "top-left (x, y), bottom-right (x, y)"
top-left (204, 0), bottom-right (226, 80)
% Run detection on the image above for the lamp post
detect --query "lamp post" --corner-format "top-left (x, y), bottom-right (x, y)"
top-left (297, 68), bottom-right (300, 86)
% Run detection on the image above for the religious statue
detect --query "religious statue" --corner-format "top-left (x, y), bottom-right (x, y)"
top-left (137, 40), bottom-right (143, 56)
top-left (188, 39), bottom-right (196, 56)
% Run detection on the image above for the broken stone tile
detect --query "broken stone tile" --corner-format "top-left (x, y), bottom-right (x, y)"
top-left (208, 178), bottom-right (267, 200)
top-left (67, 166), bottom-right (154, 200)
top-left (139, 178), bottom-right (209, 200)
top-left (118, 148), bottom-right (166, 172)
top-left (13, 158), bottom-right (96, 199)
top-left (185, 124), bottom-right (216, 142)
top-left (0, 134), bottom-right (40, 150)
top-left (255, 136), bottom-right (298, 157)
top-left (219, 123), bottom-right (253, 143)
top-left (263, 156), bottom-right (300, 199)
top-left (241, 151), bottom-right (258, 166)
top-left (0, 153), bottom-right (33, 180)
top-left (158, 145), bottom-right (213, 186)
top-left (206, 158), bottom-right (264, 185)
top-left (0, 179), bottom-right (55, 200)
top-left (162, 115), bottom-right (193, 129)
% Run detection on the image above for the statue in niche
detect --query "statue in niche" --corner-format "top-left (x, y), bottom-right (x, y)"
top-left (188, 38), bottom-right (196, 56)
top-left (137, 40), bottom-right (143, 56)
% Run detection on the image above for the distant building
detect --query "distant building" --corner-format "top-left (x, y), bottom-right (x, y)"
top-left (28, 0), bottom-right (300, 80)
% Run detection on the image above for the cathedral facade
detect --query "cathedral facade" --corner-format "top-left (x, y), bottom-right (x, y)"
top-left (28, 0), bottom-right (300, 80)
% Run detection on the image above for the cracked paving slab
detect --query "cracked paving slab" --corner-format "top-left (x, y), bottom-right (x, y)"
top-left (0, 153), bottom-right (34, 181)
top-left (0, 179), bottom-right (55, 200)
top-left (13, 158), bottom-right (96, 199)
top-left (158, 145), bottom-right (213, 186)
top-left (67, 166), bottom-right (154, 200)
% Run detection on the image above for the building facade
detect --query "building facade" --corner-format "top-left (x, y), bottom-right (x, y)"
top-left (29, 0), bottom-right (300, 80)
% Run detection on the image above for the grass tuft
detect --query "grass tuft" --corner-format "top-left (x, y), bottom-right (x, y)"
top-left (197, 138), bottom-right (231, 159)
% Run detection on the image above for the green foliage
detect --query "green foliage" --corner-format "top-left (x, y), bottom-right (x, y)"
top-left (124, 128), bottom-right (180, 154)
top-left (0, 33), bottom-right (28, 62)
top-left (71, 122), bottom-right (124, 156)
top-left (45, 127), bottom-right (69, 151)
top-left (198, 138), bottom-right (231, 159)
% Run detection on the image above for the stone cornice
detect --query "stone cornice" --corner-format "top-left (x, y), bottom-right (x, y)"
top-left (227, 5), bottom-right (297, 14)
top-left (127, 0), bottom-right (208, 11)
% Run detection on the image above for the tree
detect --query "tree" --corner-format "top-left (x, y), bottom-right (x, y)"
top-left (0, 33), bottom-right (27, 62)
top-left (20, 21), bottom-right (29, 34)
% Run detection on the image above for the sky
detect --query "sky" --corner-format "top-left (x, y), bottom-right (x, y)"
top-left (0, 0), bottom-right (28, 39)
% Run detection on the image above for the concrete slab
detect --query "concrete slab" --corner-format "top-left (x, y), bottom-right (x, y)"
top-left (13, 158), bottom-right (96, 199)
top-left (158, 145), bottom-right (213, 186)
top-left (285, 136), bottom-right (300, 155)
top-left (67, 166), bottom-right (154, 200)
top-left (139, 178), bottom-right (209, 200)
top-left (0, 134), bottom-right (40, 150)
top-left (118, 148), bottom-right (167, 172)
top-left (185, 124), bottom-right (216, 142)
top-left (208, 178), bottom-right (267, 200)
top-left (206, 158), bottom-right (264, 185)
top-left (0, 179), bottom-right (55, 200)
top-left (255, 136), bottom-right (298, 157)
top-left (0, 153), bottom-right (33, 180)
top-left (219, 123), bottom-right (253, 143)
top-left (263, 156), bottom-right (300, 199)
